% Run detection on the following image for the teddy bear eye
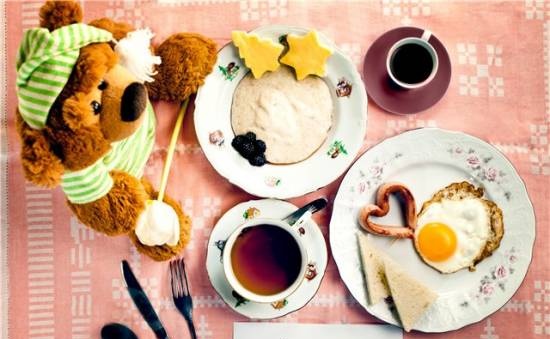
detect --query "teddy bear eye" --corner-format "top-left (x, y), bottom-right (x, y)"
top-left (98, 80), bottom-right (107, 90)
top-left (91, 101), bottom-right (101, 115)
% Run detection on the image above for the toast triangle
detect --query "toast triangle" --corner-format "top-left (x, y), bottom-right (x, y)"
top-left (383, 255), bottom-right (438, 332)
top-left (356, 232), bottom-right (390, 305)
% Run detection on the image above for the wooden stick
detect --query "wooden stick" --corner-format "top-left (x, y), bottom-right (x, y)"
top-left (157, 98), bottom-right (189, 202)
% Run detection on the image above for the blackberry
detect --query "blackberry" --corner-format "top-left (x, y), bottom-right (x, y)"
top-left (254, 139), bottom-right (266, 153)
top-left (231, 135), bottom-right (246, 148)
top-left (231, 135), bottom-right (247, 150)
top-left (239, 142), bottom-right (256, 158)
top-left (249, 154), bottom-right (266, 166)
top-left (232, 133), bottom-right (269, 165)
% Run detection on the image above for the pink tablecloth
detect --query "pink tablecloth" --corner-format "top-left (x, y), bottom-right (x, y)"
top-left (1, 1), bottom-right (549, 338)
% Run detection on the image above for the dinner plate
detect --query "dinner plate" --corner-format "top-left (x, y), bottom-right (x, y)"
top-left (206, 199), bottom-right (328, 319)
top-left (329, 128), bottom-right (535, 332)
top-left (194, 25), bottom-right (367, 199)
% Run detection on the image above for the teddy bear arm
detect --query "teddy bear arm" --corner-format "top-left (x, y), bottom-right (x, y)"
top-left (68, 170), bottom-right (148, 236)
top-left (146, 33), bottom-right (217, 102)
top-left (127, 178), bottom-right (192, 261)
top-left (16, 111), bottom-right (64, 188)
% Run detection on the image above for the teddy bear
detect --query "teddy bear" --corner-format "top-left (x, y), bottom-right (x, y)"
top-left (15, 0), bottom-right (217, 261)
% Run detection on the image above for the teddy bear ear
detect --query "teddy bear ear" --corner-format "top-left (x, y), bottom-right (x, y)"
top-left (39, 0), bottom-right (83, 32)
top-left (16, 113), bottom-right (64, 188)
top-left (88, 18), bottom-right (135, 41)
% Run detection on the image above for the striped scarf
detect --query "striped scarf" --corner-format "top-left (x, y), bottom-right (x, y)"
top-left (16, 23), bottom-right (113, 129)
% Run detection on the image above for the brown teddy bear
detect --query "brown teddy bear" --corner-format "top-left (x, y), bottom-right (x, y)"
top-left (16, 0), bottom-right (217, 261)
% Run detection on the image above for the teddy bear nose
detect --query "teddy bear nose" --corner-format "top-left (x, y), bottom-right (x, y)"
top-left (121, 82), bottom-right (147, 122)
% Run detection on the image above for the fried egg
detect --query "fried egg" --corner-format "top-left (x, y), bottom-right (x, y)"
top-left (414, 197), bottom-right (491, 274)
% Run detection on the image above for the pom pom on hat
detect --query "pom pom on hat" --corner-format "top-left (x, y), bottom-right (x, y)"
top-left (115, 28), bottom-right (161, 83)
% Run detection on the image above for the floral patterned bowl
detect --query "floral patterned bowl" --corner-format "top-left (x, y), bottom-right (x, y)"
top-left (329, 128), bottom-right (535, 332)
top-left (194, 25), bottom-right (367, 199)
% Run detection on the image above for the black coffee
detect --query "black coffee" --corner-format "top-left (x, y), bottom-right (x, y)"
top-left (390, 43), bottom-right (433, 85)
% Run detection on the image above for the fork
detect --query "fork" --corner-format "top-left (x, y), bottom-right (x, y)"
top-left (170, 258), bottom-right (197, 339)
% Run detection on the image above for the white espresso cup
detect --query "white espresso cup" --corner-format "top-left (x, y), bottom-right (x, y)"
top-left (222, 218), bottom-right (308, 303)
top-left (386, 30), bottom-right (439, 89)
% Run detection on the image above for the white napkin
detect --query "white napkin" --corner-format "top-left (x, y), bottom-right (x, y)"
top-left (233, 323), bottom-right (403, 339)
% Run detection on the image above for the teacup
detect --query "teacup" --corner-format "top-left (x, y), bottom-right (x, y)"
top-left (222, 218), bottom-right (308, 303)
top-left (386, 29), bottom-right (439, 89)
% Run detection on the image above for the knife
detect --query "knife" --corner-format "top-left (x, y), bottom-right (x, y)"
top-left (121, 260), bottom-right (169, 339)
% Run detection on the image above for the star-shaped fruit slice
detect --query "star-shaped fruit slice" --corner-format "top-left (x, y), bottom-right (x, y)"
top-left (280, 30), bottom-right (333, 80)
top-left (232, 31), bottom-right (284, 79)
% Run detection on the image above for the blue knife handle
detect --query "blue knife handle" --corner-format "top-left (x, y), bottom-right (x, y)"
top-left (121, 261), bottom-right (169, 339)
top-left (130, 289), bottom-right (169, 339)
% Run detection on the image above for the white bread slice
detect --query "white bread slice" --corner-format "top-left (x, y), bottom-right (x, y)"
top-left (356, 232), bottom-right (390, 305)
top-left (383, 256), bottom-right (438, 332)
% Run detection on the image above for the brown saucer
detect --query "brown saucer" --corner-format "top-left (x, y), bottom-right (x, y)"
top-left (363, 27), bottom-right (451, 115)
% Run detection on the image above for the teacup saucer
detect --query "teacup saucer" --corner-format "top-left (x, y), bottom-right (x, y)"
top-left (205, 199), bottom-right (328, 319)
top-left (363, 27), bottom-right (451, 114)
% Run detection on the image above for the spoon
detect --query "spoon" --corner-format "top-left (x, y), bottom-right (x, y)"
top-left (101, 323), bottom-right (138, 339)
top-left (283, 198), bottom-right (328, 226)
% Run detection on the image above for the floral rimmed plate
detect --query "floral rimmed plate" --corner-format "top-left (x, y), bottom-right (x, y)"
top-left (206, 199), bottom-right (328, 319)
top-left (194, 25), bottom-right (367, 199)
top-left (329, 128), bottom-right (535, 332)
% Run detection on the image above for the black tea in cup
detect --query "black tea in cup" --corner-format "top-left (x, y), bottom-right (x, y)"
top-left (230, 224), bottom-right (302, 296)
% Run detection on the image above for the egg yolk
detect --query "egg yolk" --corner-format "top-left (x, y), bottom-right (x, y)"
top-left (417, 222), bottom-right (457, 262)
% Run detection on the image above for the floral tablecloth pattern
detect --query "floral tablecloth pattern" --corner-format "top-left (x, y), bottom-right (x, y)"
top-left (1, 1), bottom-right (549, 339)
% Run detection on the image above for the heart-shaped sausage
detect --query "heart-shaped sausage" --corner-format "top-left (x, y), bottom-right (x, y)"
top-left (358, 182), bottom-right (417, 239)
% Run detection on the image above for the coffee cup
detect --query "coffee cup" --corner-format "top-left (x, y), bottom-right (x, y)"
top-left (386, 30), bottom-right (439, 89)
top-left (222, 218), bottom-right (308, 303)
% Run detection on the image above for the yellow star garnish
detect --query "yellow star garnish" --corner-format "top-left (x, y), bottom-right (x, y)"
top-left (280, 30), bottom-right (333, 80)
top-left (232, 31), bottom-right (284, 79)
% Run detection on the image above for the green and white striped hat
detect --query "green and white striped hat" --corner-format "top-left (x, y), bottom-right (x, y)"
top-left (16, 23), bottom-right (113, 129)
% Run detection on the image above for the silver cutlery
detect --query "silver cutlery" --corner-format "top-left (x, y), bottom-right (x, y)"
top-left (170, 258), bottom-right (197, 339)
top-left (283, 197), bottom-right (328, 226)
top-left (121, 260), bottom-right (170, 339)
